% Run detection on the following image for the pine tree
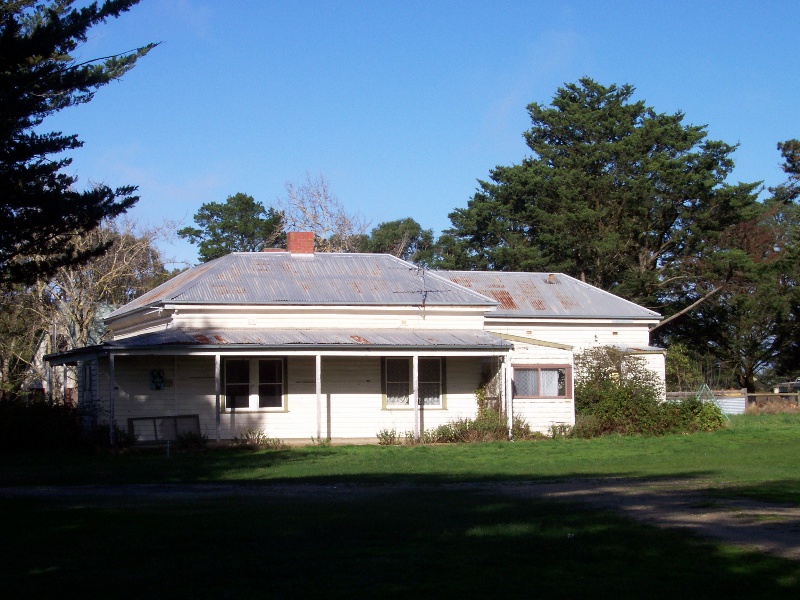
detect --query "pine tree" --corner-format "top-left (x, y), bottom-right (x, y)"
top-left (178, 193), bottom-right (285, 262)
top-left (445, 78), bottom-right (760, 312)
top-left (0, 0), bottom-right (156, 286)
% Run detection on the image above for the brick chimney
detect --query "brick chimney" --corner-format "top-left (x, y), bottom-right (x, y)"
top-left (287, 231), bottom-right (314, 255)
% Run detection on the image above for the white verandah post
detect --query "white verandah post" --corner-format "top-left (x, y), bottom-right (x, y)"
top-left (214, 354), bottom-right (221, 442)
top-left (316, 354), bottom-right (322, 440)
top-left (413, 354), bottom-right (419, 442)
top-left (504, 357), bottom-right (513, 440)
top-left (108, 353), bottom-right (116, 446)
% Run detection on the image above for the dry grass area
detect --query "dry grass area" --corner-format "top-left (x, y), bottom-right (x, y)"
top-left (747, 397), bottom-right (800, 414)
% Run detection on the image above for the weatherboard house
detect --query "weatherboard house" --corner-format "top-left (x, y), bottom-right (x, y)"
top-left (46, 232), bottom-right (663, 443)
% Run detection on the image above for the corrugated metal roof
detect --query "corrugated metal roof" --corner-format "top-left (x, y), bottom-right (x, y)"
top-left (108, 328), bottom-right (512, 350)
top-left (437, 271), bottom-right (661, 320)
top-left (109, 253), bottom-right (496, 320)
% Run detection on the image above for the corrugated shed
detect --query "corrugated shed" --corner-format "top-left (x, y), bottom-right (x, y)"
top-left (437, 271), bottom-right (661, 320)
top-left (108, 253), bottom-right (496, 320)
top-left (108, 328), bottom-right (512, 350)
top-left (715, 396), bottom-right (746, 415)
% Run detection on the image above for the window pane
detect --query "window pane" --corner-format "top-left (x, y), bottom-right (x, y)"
top-left (418, 359), bottom-right (441, 406)
top-left (514, 369), bottom-right (539, 397)
top-left (259, 383), bottom-right (282, 408)
top-left (386, 359), bottom-right (410, 405)
top-left (259, 360), bottom-right (282, 384)
top-left (386, 382), bottom-right (409, 405)
top-left (226, 384), bottom-right (249, 409)
top-left (225, 360), bottom-right (249, 383)
top-left (419, 358), bottom-right (440, 383)
top-left (541, 369), bottom-right (566, 396)
top-left (386, 359), bottom-right (409, 383)
top-left (420, 382), bottom-right (441, 406)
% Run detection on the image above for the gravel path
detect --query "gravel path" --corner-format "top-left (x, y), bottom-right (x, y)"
top-left (3, 478), bottom-right (799, 561)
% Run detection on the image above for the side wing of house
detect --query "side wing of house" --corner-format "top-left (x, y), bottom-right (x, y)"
top-left (437, 270), bottom-right (666, 393)
top-left (496, 334), bottom-right (575, 432)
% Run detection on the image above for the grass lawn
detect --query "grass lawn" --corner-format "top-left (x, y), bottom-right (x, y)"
top-left (2, 489), bottom-right (799, 598)
top-left (1, 413), bottom-right (798, 502)
top-left (1, 414), bottom-right (799, 597)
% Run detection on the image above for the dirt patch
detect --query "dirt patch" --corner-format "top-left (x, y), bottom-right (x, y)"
top-left (2, 479), bottom-right (799, 561)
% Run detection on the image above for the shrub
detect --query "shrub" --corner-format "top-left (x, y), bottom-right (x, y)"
top-left (376, 428), bottom-right (400, 445)
top-left (513, 416), bottom-right (541, 440)
top-left (89, 422), bottom-right (137, 449)
top-left (574, 346), bottom-right (725, 437)
top-left (0, 396), bottom-right (83, 452)
top-left (233, 428), bottom-right (286, 450)
top-left (383, 409), bottom-right (541, 445)
top-left (570, 414), bottom-right (601, 438)
top-left (672, 396), bottom-right (726, 432)
top-left (175, 430), bottom-right (208, 450)
top-left (376, 387), bottom-right (542, 445)
top-left (0, 395), bottom-right (146, 452)
top-left (548, 423), bottom-right (572, 439)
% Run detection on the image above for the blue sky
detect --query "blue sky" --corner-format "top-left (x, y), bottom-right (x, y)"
top-left (49, 0), bottom-right (800, 266)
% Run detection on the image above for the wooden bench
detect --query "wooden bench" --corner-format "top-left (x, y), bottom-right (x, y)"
top-left (127, 414), bottom-right (201, 443)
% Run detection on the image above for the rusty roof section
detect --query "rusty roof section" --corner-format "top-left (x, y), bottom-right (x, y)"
top-left (104, 328), bottom-right (512, 350)
top-left (437, 271), bottom-right (661, 320)
top-left (107, 253), bottom-right (497, 320)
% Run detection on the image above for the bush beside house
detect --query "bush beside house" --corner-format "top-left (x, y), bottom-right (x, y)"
top-left (572, 346), bottom-right (725, 437)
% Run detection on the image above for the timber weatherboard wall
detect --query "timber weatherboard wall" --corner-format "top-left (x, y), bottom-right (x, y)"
top-left (486, 321), bottom-right (652, 350)
top-left (94, 354), bottom-right (500, 440)
top-left (507, 339), bottom-right (575, 430)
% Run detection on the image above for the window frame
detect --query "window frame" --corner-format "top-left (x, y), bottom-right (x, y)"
top-left (381, 357), bottom-right (446, 409)
top-left (384, 357), bottom-right (411, 407)
top-left (223, 357), bottom-right (288, 412)
top-left (512, 364), bottom-right (572, 399)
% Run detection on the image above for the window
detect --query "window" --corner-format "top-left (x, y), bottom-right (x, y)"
top-left (386, 358), bottom-right (410, 406)
top-left (513, 366), bottom-right (570, 398)
top-left (225, 358), bottom-right (285, 410)
top-left (383, 358), bottom-right (444, 407)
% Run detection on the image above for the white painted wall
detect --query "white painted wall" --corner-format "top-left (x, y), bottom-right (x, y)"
top-left (97, 354), bottom-right (498, 441)
top-left (109, 306), bottom-right (489, 340)
top-left (507, 341), bottom-right (576, 431)
top-left (488, 320), bottom-right (653, 350)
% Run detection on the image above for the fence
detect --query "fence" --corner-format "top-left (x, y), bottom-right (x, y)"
top-left (666, 389), bottom-right (747, 415)
top-left (745, 392), bottom-right (800, 411)
top-left (666, 389), bottom-right (800, 414)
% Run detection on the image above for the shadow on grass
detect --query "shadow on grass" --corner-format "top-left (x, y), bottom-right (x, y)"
top-left (708, 480), bottom-right (800, 505)
top-left (1, 488), bottom-right (798, 598)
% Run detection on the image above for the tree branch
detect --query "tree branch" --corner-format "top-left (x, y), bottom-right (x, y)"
top-left (651, 286), bottom-right (724, 331)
